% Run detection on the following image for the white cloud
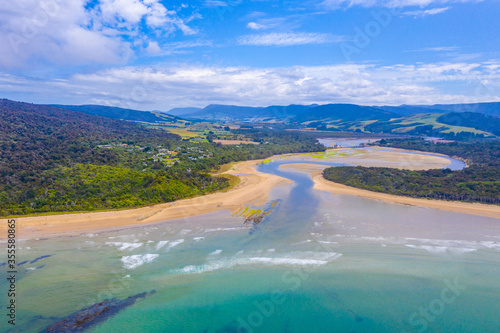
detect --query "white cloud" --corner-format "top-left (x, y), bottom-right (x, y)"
top-left (321, 0), bottom-right (482, 9)
top-left (0, 0), bottom-right (197, 69)
top-left (2, 61), bottom-right (498, 109)
top-left (203, 0), bottom-right (234, 7)
top-left (146, 41), bottom-right (162, 54)
top-left (247, 22), bottom-right (266, 30)
top-left (403, 6), bottom-right (450, 16)
top-left (238, 32), bottom-right (344, 46)
top-left (407, 46), bottom-right (460, 52)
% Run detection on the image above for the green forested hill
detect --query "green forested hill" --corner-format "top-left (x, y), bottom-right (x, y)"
top-left (52, 104), bottom-right (183, 124)
top-left (0, 99), bottom-right (324, 216)
top-left (437, 112), bottom-right (500, 136)
top-left (323, 139), bottom-right (500, 204)
top-left (0, 99), bottom-right (180, 172)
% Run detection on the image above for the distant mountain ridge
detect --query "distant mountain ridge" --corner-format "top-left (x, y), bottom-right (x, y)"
top-left (168, 102), bottom-right (499, 122)
top-left (166, 107), bottom-right (202, 116)
top-left (175, 103), bottom-right (397, 122)
top-left (413, 102), bottom-right (500, 118)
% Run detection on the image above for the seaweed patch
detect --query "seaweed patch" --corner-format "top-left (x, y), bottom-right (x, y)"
top-left (41, 290), bottom-right (156, 332)
top-left (233, 200), bottom-right (280, 225)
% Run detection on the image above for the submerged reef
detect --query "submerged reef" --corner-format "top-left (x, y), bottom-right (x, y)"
top-left (41, 290), bottom-right (156, 332)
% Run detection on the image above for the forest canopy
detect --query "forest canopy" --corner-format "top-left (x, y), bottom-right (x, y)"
top-left (0, 100), bottom-right (325, 216)
top-left (323, 139), bottom-right (500, 204)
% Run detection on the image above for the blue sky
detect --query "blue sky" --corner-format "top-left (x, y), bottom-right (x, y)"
top-left (0, 0), bottom-right (499, 110)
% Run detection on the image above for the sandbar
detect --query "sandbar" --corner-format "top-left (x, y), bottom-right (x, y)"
top-left (2, 148), bottom-right (498, 240)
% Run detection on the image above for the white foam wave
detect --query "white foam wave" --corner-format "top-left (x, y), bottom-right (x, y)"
top-left (174, 251), bottom-right (342, 275)
top-left (193, 237), bottom-right (205, 242)
top-left (106, 242), bottom-right (143, 251)
top-left (210, 249), bottom-right (223, 256)
top-left (405, 244), bottom-right (478, 255)
top-left (204, 227), bottom-right (245, 233)
top-left (293, 240), bottom-right (312, 245)
top-left (155, 241), bottom-right (169, 250)
top-left (121, 254), bottom-right (159, 269)
top-left (330, 234), bottom-right (500, 252)
top-left (166, 239), bottom-right (184, 250)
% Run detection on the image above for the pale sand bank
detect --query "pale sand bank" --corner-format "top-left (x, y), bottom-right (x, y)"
top-left (280, 163), bottom-right (500, 219)
top-left (285, 147), bottom-right (453, 170)
top-left (1, 159), bottom-right (291, 240)
top-left (2, 149), bottom-right (497, 240)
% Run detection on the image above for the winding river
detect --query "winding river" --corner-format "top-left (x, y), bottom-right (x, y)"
top-left (1, 150), bottom-right (499, 333)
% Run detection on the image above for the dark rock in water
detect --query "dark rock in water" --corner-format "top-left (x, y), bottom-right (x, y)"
top-left (215, 320), bottom-right (247, 333)
top-left (41, 290), bottom-right (156, 332)
top-left (30, 254), bottom-right (54, 264)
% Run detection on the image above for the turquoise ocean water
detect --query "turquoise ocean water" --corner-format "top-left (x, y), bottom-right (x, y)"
top-left (1, 154), bottom-right (499, 332)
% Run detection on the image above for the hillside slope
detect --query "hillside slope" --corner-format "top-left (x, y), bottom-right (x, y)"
top-left (53, 104), bottom-right (184, 124)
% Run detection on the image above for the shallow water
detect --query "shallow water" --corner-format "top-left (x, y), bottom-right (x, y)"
top-left (317, 138), bottom-right (466, 170)
top-left (1, 157), bottom-right (499, 333)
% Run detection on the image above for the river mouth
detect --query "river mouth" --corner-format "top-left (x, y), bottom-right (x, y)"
top-left (2, 153), bottom-right (499, 333)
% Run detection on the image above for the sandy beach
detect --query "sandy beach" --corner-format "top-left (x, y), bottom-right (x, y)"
top-left (281, 163), bottom-right (500, 219)
top-left (2, 159), bottom-right (291, 240)
top-left (3, 148), bottom-right (498, 240)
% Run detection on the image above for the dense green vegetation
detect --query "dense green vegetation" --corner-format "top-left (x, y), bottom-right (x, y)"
top-left (323, 139), bottom-right (500, 204)
top-left (0, 99), bottom-right (324, 216)
top-left (53, 104), bottom-right (184, 124)
top-left (363, 113), bottom-right (494, 140)
top-left (437, 112), bottom-right (500, 136)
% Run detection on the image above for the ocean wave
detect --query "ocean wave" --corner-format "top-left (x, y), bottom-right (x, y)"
top-left (155, 241), bottom-right (169, 251)
top-left (174, 251), bottom-right (342, 275)
top-left (204, 227), bottom-right (245, 233)
top-left (106, 242), bottom-right (143, 251)
top-left (166, 239), bottom-right (184, 251)
top-left (329, 234), bottom-right (500, 252)
top-left (210, 249), bottom-right (222, 256)
top-left (121, 254), bottom-right (159, 270)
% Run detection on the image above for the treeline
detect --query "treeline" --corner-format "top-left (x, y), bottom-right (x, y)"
top-left (365, 120), bottom-right (491, 140)
top-left (437, 112), bottom-right (500, 137)
top-left (0, 100), bottom-right (324, 216)
top-left (323, 139), bottom-right (500, 204)
top-left (377, 138), bottom-right (499, 166)
top-left (162, 129), bottom-right (325, 181)
top-left (323, 166), bottom-right (499, 204)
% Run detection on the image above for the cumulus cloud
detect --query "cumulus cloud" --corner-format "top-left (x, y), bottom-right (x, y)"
top-left (146, 41), bottom-right (162, 54)
top-left (0, 0), bottom-right (197, 69)
top-left (1, 61), bottom-right (498, 109)
top-left (238, 32), bottom-right (344, 46)
top-left (321, 0), bottom-right (481, 9)
top-left (247, 22), bottom-right (266, 30)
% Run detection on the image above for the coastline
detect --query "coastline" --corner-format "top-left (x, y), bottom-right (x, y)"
top-left (281, 163), bottom-right (500, 219)
top-left (1, 158), bottom-right (291, 240)
top-left (2, 148), bottom-right (498, 240)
